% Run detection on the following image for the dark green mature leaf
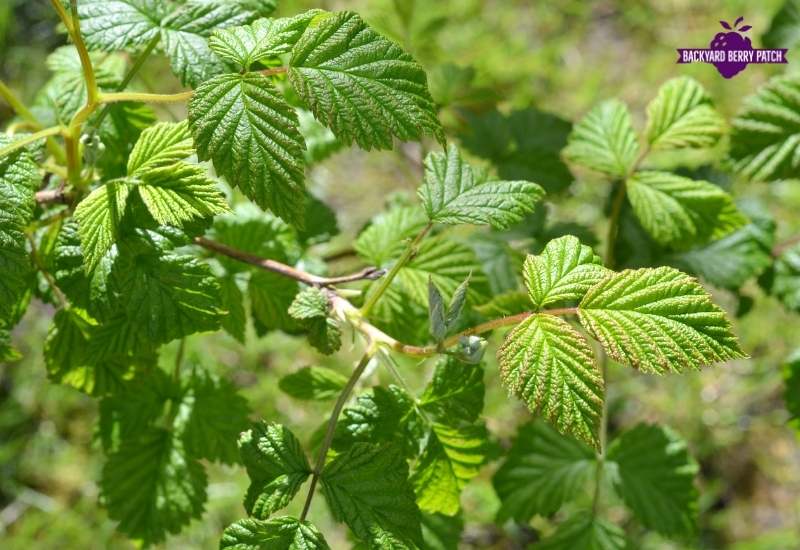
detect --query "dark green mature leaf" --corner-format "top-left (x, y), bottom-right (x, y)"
top-left (0, 136), bottom-right (37, 321)
top-left (74, 181), bottom-right (130, 273)
top-left (763, 0), bottom-right (800, 49)
top-left (538, 511), bottom-right (626, 550)
top-left (492, 421), bottom-right (596, 522)
top-left (289, 11), bottom-right (443, 149)
top-left (78, 0), bottom-right (166, 51)
top-left (420, 357), bottom-right (484, 423)
top-left (279, 366), bottom-right (347, 401)
top-left (178, 370), bottom-right (250, 465)
top-left (626, 171), bottom-right (746, 249)
top-left (498, 314), bottom-right (603, 447)
top-left (578, 267), bottom-right (746, 373)
top-left (764, 243), bottom-right (800, 312)
top-left (127, 120), bottom-right (193, 174)
top-left (101, 428), bottom-right (207, 544)
top-left (321, 443), bottom-right (422, 548)
top-left (189, 72), bottom-right (306, 224)
top-left (645, 76), bottom-right (725, 151)
top-left (563, 99), bottom-right (639, 178)
top-left (524, 235), bottom-right (609, 309)
top-left (729, 74), bottom-right (800, 182)
top-left (220, 276), bottom-right (247, 342)
top-left (220, 516), bottom-right (330, 549)
top-left (250, 270), bottom-right (301, 335)
top-left (239, 422), bottom-right (311, 519)
top-left (418, 144), bottom-right (544, 229)
top-left (607, 424), bottom-right (698, 537)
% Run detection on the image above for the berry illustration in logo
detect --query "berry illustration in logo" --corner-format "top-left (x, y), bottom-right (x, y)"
top-left (709, 16), bottom-right (753, 78)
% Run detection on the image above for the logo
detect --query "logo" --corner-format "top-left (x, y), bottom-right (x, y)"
top-left (676, 16), bottom-right (787, 78)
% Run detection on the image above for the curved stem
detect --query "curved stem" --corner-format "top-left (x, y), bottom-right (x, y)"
top-left (0, 126), bottom-right (64, 159)
top-left (300, 350), bottom-right (374, 521)
top-left (100, 90), bottom-right (194, 104)
top-left (361, 222), bottom-right (433, 317)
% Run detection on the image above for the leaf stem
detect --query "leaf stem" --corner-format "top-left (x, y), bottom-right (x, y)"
top-left (300, 349), bottom-right (375, 521)
top-left (0, 126), bottom-right (64, 159)
top-left (99, 90), bottom-right (195, 105)
top-left (360, 222), bottom-right (433, 317)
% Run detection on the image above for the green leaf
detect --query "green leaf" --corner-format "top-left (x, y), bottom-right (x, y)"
top-left (492, 421), bottom-right (596, 522)
top-left (0, 330), bottom-right (21, 362)
top-left (523, 235), bottom-right (609, 309)
top-left (607, 423), bottom-right (698, 537)
top-left (563, 99), bottom-right (639, 178)
top-left (101, 428), bottom-right (207, 545)
top-left (420, 513), bottom-right (462, 550)
top-left (763, 0), bottom-right (800, 49)
top-left (250, 271), bottom-right (301, 335)
top-left (220, 276), bottom-right (247, 342)
top-left (538, 511), bottom-right (626, 550)
top-left (178, 370), bottom-right (251, 465)
top-left (626, 171), bottom-right (747, 249)
top-left (354, 206), bottom-right (428, 267)
top-left (418, 144), bottom-right (544, 229)
top-left (428, 278), bottom-right (447, 342)
top-left (189, 72), bottom-right (306, 224)
top-left (321, 443), bottom-right (422, 548)
top-left (729, 74), bottom-right (800, 182)
top-left (279, 366), bottom-right (347, 401)
top-left (127, 120), bottom-right (193, 174)
top-left (763, 242), bottom-right (800, 312)
top-left (783, 350), bottom-right (800, 431)
top-left (288, 287), bottom-right (329, 320)
top-left (498, 314), bottom-right (603, 447)
top-left (289, 11), bottom-right (443, 150)
top-left (74, 181), bottom-right (131, 273)
top-left (239, 422), bottom-right (311, 519)
top-left (578, 267), bottom-right (745, 374)
top-left (0, 136), bottom-right (37, 321)
top-left (411, 422), bottom-right (488, 516)
top-left (77, 0), bottom-right (165, 51)
top-left (209, 11), bottom-right (320, 70)
top-left (475, 291), bottom-right (529, 318)
top-left (288, 287), bottom-right (341, 354)
top-left (645, 76), bottom-right (725, 151)
top-left (220, 517), bottom-right (330, 550)
top-left (420, 357), bottom-right (484, 423)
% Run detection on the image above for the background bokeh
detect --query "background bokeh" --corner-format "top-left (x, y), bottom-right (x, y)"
top-left (1, 1), bottom-right (799, 548)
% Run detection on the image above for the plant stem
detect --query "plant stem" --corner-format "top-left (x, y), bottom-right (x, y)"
top-left (0, 126), bottom-right (64, 159)
top-left (360, 222), bottom-right (433, 317)
top-left (300, 350), bottom-right (374, 521)
top-left (0, 81), bottom-right (40, 128)
top-left (260, 67), bottom-right (288, 77)
top-left (605, 179), bottom-right (627, 270)
top-left (173, 339), bottom-right (186, 383)
top-left (99, 90), bottom-right (195, 104)
top-left (67, 0), bottom-right (99, 106)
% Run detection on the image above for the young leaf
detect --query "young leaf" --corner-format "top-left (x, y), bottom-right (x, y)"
top-left (419, 357), bottom-right (484, 423)
top-left (288, 287), bottom-right (329, 320)
top-left (645, 76), bottom-right (725, 151)
top-left (77, 0), bottom-right (166, 51)
top-left (626, 171), bottom-right (746, 249)
top-left (354, 206), bottom-right (428, 267)
top-left (101, 428), bottom-right (207, 545)
top-left (492, 421), bottom-right (596, 522)
top-left (127, 120), bottom-right (193, 174)
top-left (538, 511), bottom-right (627, 550)
top-left (497, 314), bottom-right (603, 447)
top-left (288, 287), bottom-right (342, 355)
top-left (188, 72), bottom-right (306, 224)
top-left (578, 267), bottom-right (746, 374)
top-left (239, 422), bottom-right (311, 519)
top-left (563, 99), bottom-right (640, 178)
top-left (729, 74), bottom-right (800, 182)
top-left (418, 144), bottom-right (544, 229)
top-left (278, 366), bottom-right (347, 401)
top-left (220, 516), bottom-right (330, 549)
top-left (523, 235), bottom-right (609, 309)
top-left (428, 278), bottom-right (448, 342)
top-left (74, 181), bottom-right (131, 273)
top-left (320, 443), bottom-right (422, 548)
top-left (288, 11), bottom-right (443, 149)
top-left (607, 424), bottom-right (698, 537)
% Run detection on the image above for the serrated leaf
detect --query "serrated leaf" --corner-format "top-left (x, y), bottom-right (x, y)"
top-left (220, 275), bottom-right (247, 342)
top-left (289, 11), bottom-right (443, 149)
top-left (189, 72), bottom-right (306, 224)
top-left (354, 205), bottom-right (428, 266)
top-left (492, 421), bottom-right (596, 522)
top-left (220, 516), bottom-right (330, 550)
top-left (77, 0), bottom-right (166, 51)
top-left (420, 357), bottom-right (484, 423)
top-left (538, 511), bottom-right (626, 550)
top-left (764, 242), bottom-right (800, 312)
top-left (563, 99), bottom-right (639, 178)
top-left (239, 422), bottom-right (311, 519)
top-left (578, 267), bottom-right (745, 374)
top-left (607, 424), bottom-right (698, 537)
top-left (288, 287), bottom-right (329, 320)
top-left (524, 236), bottom-right (609, 309)
top-left (626, 171), bottom-right (747, 249)
top-left (178, 370), bottom-right (250, 465)
top-left (101, 428), bottom-right (207, 544)
top-left (418, 144), bottom-right (544, 229)
top-left (209, 11), bottom-right (319, 70)
top-left (321, 443), bottom-right (422, 548)
top-left (420, 512), bottom-right (462, 550)
top-left (645, 76), bottom-right (725, 151)
top-left (127, 120), bottom-right (193, 174)
top-left (498, 314), bottom-right (603, 447)
top-left (250, 270), bottom-right (301, 335)
top-left (411, 422), bottom-right (488, 516)
top-left (74, 181), bottom-right (131, 273)
top-left (279, 366), bottom-right (347, 401)
top-left (729, 74), bottom-right (800, 182)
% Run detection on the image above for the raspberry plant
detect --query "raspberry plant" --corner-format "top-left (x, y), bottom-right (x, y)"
top-left (9, 1), bottom-right (798, 548)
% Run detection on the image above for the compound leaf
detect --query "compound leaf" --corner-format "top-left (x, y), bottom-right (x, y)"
top-left (220, 516), bottom-right (330, 550)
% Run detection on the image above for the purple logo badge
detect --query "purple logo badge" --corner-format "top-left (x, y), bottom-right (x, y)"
top-left (677, 17), bottom-right (788, 78)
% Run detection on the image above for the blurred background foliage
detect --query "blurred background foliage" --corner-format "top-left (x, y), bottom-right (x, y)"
top-left (2, 0), bottom-right (800, 548)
